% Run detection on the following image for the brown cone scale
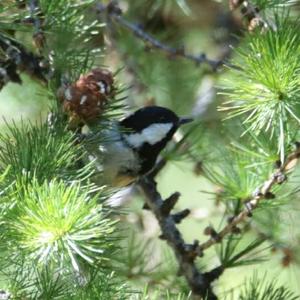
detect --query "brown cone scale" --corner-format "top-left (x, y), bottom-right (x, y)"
top-left (58, 68), bottom-right (114, 124)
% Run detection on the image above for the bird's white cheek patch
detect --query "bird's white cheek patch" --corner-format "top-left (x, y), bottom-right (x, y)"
top-left (124, 123), bottom-right (173, 148)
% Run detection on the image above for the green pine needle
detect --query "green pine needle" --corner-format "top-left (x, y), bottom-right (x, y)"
top-left (0, 121), bottom-right (93, 188)
top-left (0, 258), bottom-right (128, 300)
top-left (218, 235), bottom-right (267, 268)
top-left (0, 2), bottom-right (28, 31)
top-left (0, 258), bottom-right (35, 300)
top-left (73, 271), bottom-right (130, 300)
top-left (30, 266), bottom-right (68, 300)
top-left (203, 149), bottom-right (269, 206)
top-left (230, 127), bottom-right (282, 168)
top-left (252, 0), bottom-right (296, 10)
top-left (3, 179), bottom-right (117, 272)
top-left (238, 272), bottom-right (299, 300)
top-left (220, 13), bottom-right (300, 162)
top-left (137, 285), bottom-right (191, 300)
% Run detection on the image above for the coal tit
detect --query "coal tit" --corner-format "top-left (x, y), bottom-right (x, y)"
top-left (87, 106), bottom-right (192, 186)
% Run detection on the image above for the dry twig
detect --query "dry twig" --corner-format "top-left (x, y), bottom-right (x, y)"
top-left (140, 141), bottom-right (300, 297)
top-left (199, 144), bottom-right (300, 251)
top-left (96, 2), bottom-right (226, 71)
top-left (28, 0), bottom-right (46, 50)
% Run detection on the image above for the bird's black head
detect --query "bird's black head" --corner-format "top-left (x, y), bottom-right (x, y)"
top-left (119, 106), bottom-right (180, 132)
top-left (119, 106), bottom-right (192, 175)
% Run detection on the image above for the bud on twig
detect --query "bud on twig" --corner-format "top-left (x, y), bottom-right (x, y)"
top-left (161, 192), bottom-right (180, 216)
top-left (172, 209), bottom-right (191, 224)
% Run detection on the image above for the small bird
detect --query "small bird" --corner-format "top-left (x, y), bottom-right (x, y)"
top-left (86, 106), bottom-right (192, 186)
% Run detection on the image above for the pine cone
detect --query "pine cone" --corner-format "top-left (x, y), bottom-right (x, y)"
top-left (58, 68), bottom-right (114, 124)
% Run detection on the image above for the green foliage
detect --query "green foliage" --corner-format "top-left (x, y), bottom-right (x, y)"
top-left (113, 231), bottom-right (191, 295)
top-left (115, 232), bottom-right (158, 279)
top-left (0, 1), bottom-right (28, 31)
top-left (1, 0), bottom-right (300, 299)
top-left (251, 0), bottom-right (296, 10)
top-left (38, 0), bottom-right (104, 87)
top-left (136, 285), bottom-right (191, 300)
top-left (0, 259), bottom-right (39, 300)
top-left (218, 235), bottom-right (267, 268)
top-left (203, 149), bottom-right (270, 208)
top-left (33, 266), bottom-right (69, 300)
top-left (0, 258), bottom-right (130, 300)
top-left (114, 16), bottom-right (204, 113)
top-left (238, 273), bottom-right (299, 300)
top-left (0, 121), bottom-right (95, 189)
top-left (230, 128), bottom-right (280, 168)
top-left (71, 271), bottom-right (130, 300)
top-left (221, 14), bottom-right (300, 161)
top-left (1, 179), bottom-right (117, 272)
top-left (1, 263), bottom-right (69, 300)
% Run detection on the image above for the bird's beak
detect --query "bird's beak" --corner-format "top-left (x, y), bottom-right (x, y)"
top-left (179, 117), bottom-right (193, 125)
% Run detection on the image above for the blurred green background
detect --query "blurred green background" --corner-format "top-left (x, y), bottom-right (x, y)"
top-left (1, 0), bottom-right (300, 298)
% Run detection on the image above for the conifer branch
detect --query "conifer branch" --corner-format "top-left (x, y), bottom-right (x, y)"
top-left (0, 58), bottom-right (22, 90)
top-left (28, 0), bottom-right (46, 50)
top-left (28, 0), bottom-right (41, 32)
top-left (148, 158), bottom-right (167, 178)
top-left (0, 33), bottom-right (48, 84)
top-left (199, 144), bottom-right (300, 252)
top-left (96, 2), bottom-right (225, 71)
top-left (229, 0), bottom-right (270, 31)
top-left (139, 176), bottom-right (220, 300)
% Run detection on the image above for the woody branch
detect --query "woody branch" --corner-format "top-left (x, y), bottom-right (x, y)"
top-left (139, 176), bottom-right (222, 300)
top-left (96, 1), bottom-right (226, 71)
top-left (199, 143), bottom-right (300, 252)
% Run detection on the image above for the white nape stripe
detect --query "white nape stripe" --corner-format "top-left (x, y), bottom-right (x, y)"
top-left (124, 123), bottom-right (173, 148)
